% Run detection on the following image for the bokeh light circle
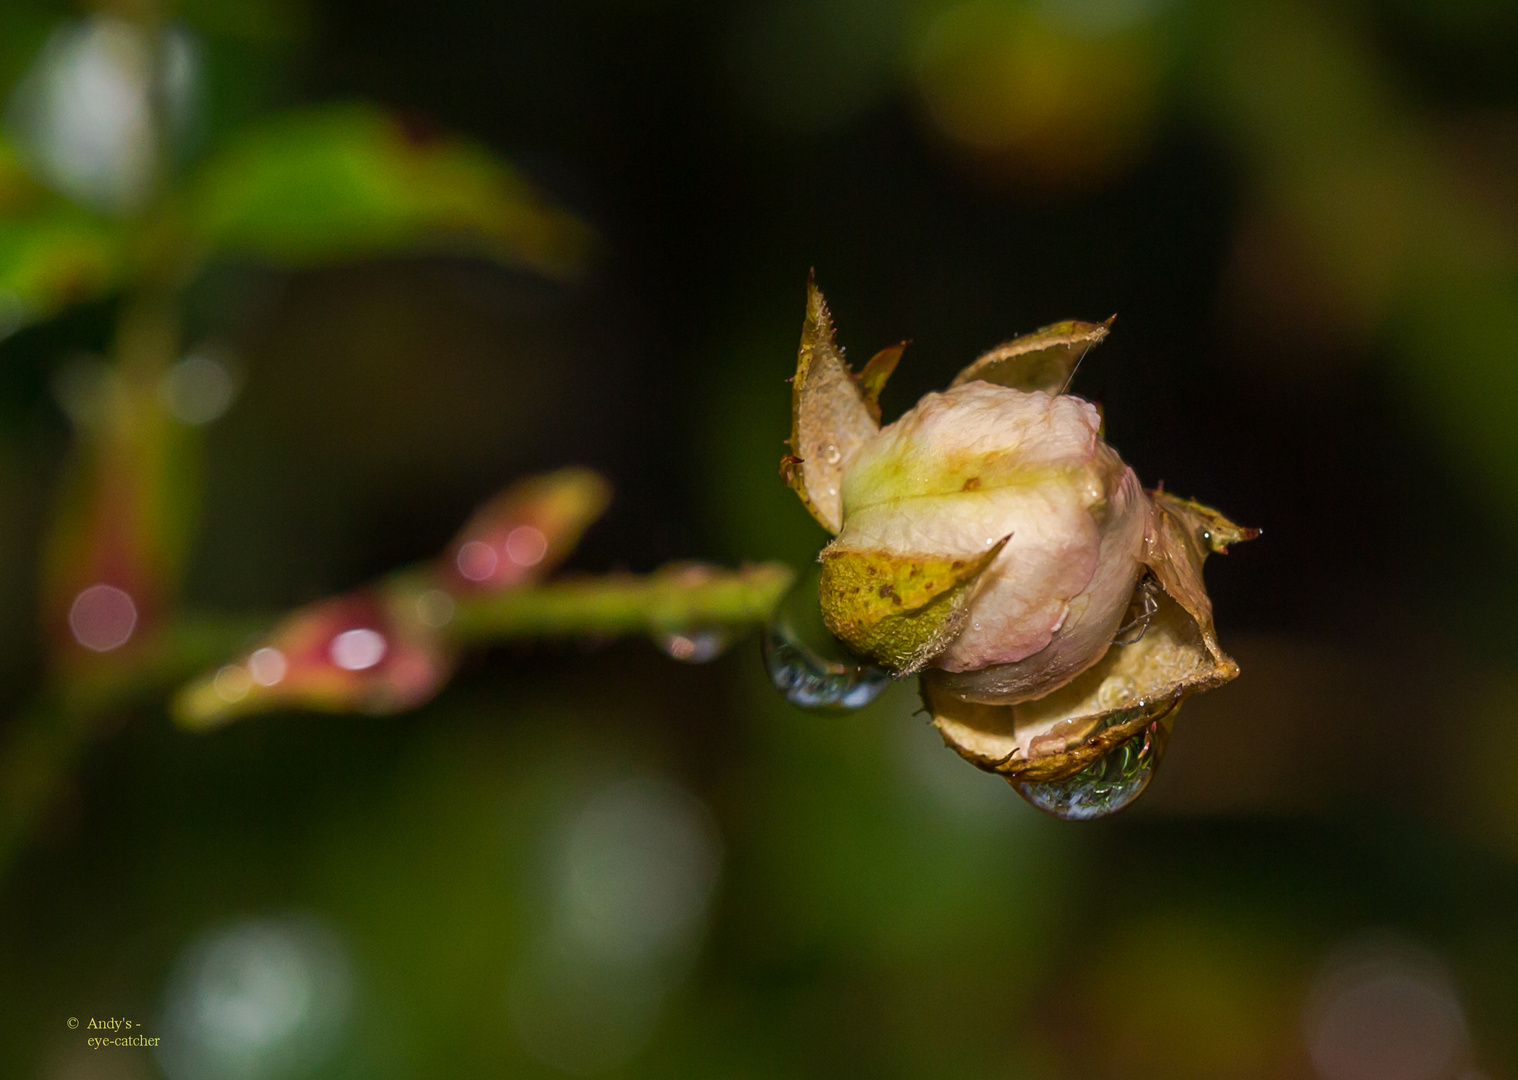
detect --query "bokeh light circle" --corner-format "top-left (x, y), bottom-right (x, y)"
top-left (67, 583), bottom-right (138, 652)
top-left (157, 915), bottom-right (354, 1080)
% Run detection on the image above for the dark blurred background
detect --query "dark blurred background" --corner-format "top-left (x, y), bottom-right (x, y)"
top-left (4, 0), bottom-right (1518, 1077)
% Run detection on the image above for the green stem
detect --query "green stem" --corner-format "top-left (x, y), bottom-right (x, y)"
top-left (447, 563), bottom-right (793, 642)
top-left (1, 563), bottom-right (795, 885)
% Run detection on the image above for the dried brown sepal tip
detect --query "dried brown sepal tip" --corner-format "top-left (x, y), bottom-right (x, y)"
top-left (1150, 491), bottom-right (1262, 554)
top-left (783, 277), bottom-right (904, 534)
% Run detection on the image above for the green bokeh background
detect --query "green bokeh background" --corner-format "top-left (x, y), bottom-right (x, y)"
top-left (5, 0), bottom-right (1518, 1076)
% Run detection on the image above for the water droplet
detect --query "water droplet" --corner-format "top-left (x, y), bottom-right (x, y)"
top-left (329, 627), bottom-right (387, 671)
top-left (247, 647), bottom-right (287, 687)
top-left (506, 524), bottom-right (548, 567)
top-left (762, 564), bottom-right (890, 711)
top-left (1012, 720), bottom-right (1165, 820)
top-left (657, 629), bottom-right (732, 664)
top-left (456, 539), bottom-right (499, 581)
top-left (824, 443), bottom-right (841, 465)
top-left (213, 664), bottom-right (251, 703)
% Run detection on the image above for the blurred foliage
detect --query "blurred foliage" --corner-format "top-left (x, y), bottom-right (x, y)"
top-left (187, 105), bottom-right (593, 280)
top-left (1, 104), bottom-right (590, 337)
top-left (0, 136), bottom-right (129, 329)
top-left (3, 0), bottom-right (1518, 1078)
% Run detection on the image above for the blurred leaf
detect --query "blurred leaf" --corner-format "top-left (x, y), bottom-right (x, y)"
top-left (185, 104), bottom-right (594, 279)
top-left (911, 0), bottom-right (1165, 185)
top-left (172, 0), bottom-right (312, 43)
top-left (0, 0), bottom-right (54, 103)
top-left (0, 138), bottom-right (39, 212)
top-left (0, 135), bottom-right (132, 334)
top-left (0, 206), bottom-right (128, 336)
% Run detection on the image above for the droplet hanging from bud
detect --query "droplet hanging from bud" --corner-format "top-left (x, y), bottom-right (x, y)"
top-left (1011, 719), bottom-right (1167, 820)
top-left (762, 563), bottom-right (889, 712)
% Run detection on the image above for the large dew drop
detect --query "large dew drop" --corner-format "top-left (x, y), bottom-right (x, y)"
top-left (1012, 720), bottom-right (1166, 820)
top-left (762, 563), bottom-right (889, 711)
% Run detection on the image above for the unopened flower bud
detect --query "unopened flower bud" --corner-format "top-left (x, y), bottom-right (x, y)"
top-left (441, 468), bottom-right (610, 593)
top-left (783, 277), bottom-right (1256, 782)
top-left (173, 585), bottom-right (455, 728)
top-left (824, 379), bottom-right (1149, 700)
top-left (174, 469), bottom-right (613, 728)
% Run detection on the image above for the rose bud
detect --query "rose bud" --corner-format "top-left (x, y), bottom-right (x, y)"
top-left (172, 584), bottom-right (456, 728)
top-left (781, 276), bottom-right (1255, 791)
top-left (440, 468), bottom-right (610, 594)
top-left (173, 469), bottom-right (612, 728)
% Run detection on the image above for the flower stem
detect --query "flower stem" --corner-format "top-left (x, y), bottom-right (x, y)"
top-left (0, 563), bottom-right (794, 887)
top-left (445, 562), bottom-right (793, 641)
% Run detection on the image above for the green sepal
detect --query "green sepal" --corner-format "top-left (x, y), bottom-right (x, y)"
top-left (185, 104), bottom-right (593, 280)
top-left (817, 536), bottom-right (1008, 675)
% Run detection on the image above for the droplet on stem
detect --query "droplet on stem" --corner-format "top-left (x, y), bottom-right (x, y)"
top-left (656, 629), bottom-right (732, 664)
top-left (328, 627), bottom-right (387, 671)
top-left (212, 664), bottom-right (251, 703)
top-left (505, 524), bottom-right (548, 567)
top-left (762, 563), bottom-right (889, 711)
top-left (456, 540), bottom-right (499, 581)
top-left (247, 647), bottom-right (287, 687)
